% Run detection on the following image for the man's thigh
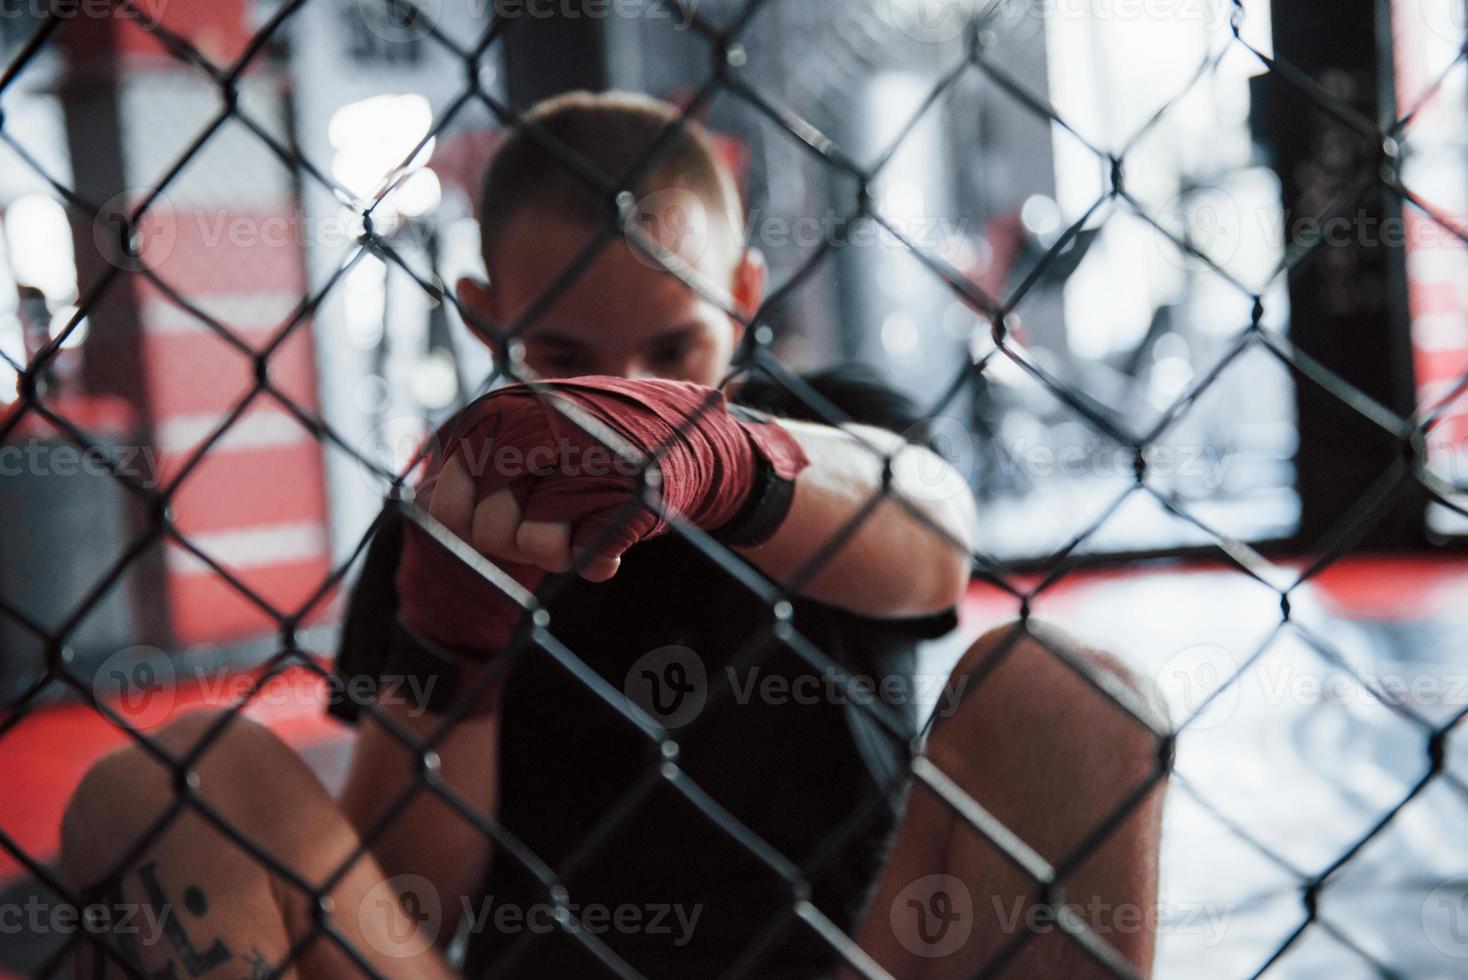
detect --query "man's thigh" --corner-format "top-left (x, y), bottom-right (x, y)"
top-left (62, 708), bottom-right (455, 979)
top-left (338, 695), bottom-right (500, 935)
top-left (844, 621), bottom-right (1169, 979)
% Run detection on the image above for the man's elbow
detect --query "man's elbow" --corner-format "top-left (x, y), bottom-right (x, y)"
top-left (920, 490), bottom-right (976, 614)
top-left (908, 546), bottom-right (970, 617)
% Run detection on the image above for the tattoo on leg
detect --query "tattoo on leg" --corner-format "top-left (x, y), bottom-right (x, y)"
top-left (243, 947), bottom-right (273, 978)
top-left (89, 861), bottom-right (278, 979)
top-left (133, 860), bottom-right (234, 978)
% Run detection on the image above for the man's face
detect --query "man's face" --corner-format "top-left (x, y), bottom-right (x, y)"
top-left (461, 203), bottom-right (762, 389)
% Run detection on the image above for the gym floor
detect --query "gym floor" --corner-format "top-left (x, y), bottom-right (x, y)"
top-left (3, 554), bottom-right (1464, 978)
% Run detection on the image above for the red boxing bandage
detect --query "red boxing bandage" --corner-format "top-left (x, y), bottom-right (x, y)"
top-left (442, 376), bottom-right (807, 558)
top-left (396, 377), bottom-right (809, 661)
top-left (396, 525), bottom-right (545, 661)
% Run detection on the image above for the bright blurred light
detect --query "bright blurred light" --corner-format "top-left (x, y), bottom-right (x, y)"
top-left (391, 167), bottom-right (442, 219)
top-left (368, 207), bottom-right (405, 237)
top-left (411, 349), bottom-right (458, 409)
top-left (49, 305), bottom-right (88, 349)
top-left (0, 313), bottom-right (20, 404)
top-left (377, 414), bottom-right (429, 474)
top-left (0, 231), bottom-right (16, 311)
top-left (442, 216), bottom-right (487, 282)
top-left (1148, 355), bottom-right (1195, 409)
top-left (343, 256), bottom-right (387, 349)
top-left (1153, 331), bottom-right (1191, 364)
top-left (355, 373), bottom-right (392, 414)
top-left (1020, 194), bottom-right (1062, 239)
top-left (4, 195), bottom-right (76, 303)
top-left (329, 94), bottom-right (436, 200)
top-left (941, 300), bottom-right (976, 340)
top-left (880, 310), bottom-right (920, 357)
top-left (878, 179), bottom-right (925, 220)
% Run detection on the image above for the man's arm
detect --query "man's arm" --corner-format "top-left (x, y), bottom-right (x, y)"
top-left (339, 697), bottom-right (500, 955)
top-left (735, 419), bottom-right (977, 618)
top-left (334, 500), bottom-right (506, 954)
top-left (419, 377), bottom-right (975, 621)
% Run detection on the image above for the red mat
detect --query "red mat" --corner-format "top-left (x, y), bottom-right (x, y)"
top-left (4, 555), bottom-right (1464, 888)
top-left (0, 661), bottom-right (349, 884)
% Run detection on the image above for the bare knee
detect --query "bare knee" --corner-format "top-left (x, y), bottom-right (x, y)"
top-left (62, 708), bottom-right (316, 889)
top-left (927, 620), bottom-right (1172, 814)
top-left (941, 619), bottom-right (1169, 740)
top-left (60, 710), bottom-right (323, 976)
top-left (909, 622), bottom-right (1169, 976)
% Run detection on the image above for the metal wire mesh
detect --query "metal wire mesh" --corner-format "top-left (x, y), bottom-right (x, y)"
top-left (1, 0), bottom-right (1467, 977)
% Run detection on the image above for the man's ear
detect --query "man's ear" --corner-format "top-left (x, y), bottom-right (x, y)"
top-left (455, 276), bottom-right (500, 348)
top-left (730, 247), bottom-right (767, 327)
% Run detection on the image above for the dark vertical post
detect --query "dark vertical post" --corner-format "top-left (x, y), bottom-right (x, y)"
top-left (1270, 0), bottom-right (1426, 549)
top-left (500, 0), bottom-right (611, 112)
top-left (55, 21), bottom-right (171, 646)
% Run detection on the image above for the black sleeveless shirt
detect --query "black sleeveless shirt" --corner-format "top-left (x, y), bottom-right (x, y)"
top-left (331, 366), bottom-right (958, 978)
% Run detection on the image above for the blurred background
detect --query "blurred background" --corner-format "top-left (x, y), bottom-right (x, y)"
top-left (2, 0), bottom-right (1468, 976)
top-left (3, 0), bottom-right (1466, 679)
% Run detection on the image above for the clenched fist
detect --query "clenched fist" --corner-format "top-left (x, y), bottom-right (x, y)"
top-left (397, 376), bottom-right (808, 660)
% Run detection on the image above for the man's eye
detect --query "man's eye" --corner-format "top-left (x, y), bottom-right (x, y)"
top-left (651, 345), bottom-right (688, 365)
top-left (533, 354), bottom-right (582, 375)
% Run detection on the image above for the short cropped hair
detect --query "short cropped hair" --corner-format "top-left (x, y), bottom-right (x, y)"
top-left (478, 91), bottom-right (744, 274)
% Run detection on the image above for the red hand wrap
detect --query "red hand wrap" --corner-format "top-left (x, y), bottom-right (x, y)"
top-left (396, 376), bottom-right (808, 660)
top-left (446, 376), bottom-right (807, 554)
top-left (396, 529), bottom-right (544, 661)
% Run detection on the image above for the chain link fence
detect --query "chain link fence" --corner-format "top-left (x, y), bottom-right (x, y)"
top-left (2, 0), bottom-right (1467, 976)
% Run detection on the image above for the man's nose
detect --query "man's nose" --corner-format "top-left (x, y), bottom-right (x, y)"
top-left (603, 358), bottom-right (654, 381)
